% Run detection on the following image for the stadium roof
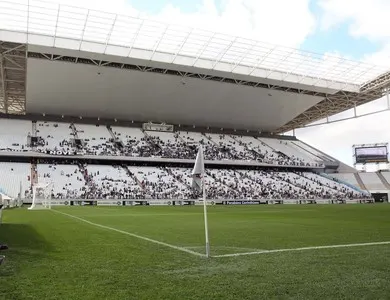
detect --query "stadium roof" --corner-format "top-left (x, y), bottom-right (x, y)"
top-left (0, 0), bottom-right (390, 133)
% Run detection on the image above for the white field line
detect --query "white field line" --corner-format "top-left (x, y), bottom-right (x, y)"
top-left (75, 213), bottom-right (209, 218)
top-left (185, 246), bottom-right (264, 252)
top-left (213, 241), bottom-right (390, 258)
top-left (52, 209), bottom-right (206, 258)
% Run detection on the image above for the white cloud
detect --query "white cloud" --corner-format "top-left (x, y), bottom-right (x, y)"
top-left (319, 0), bottom-right (390, 41)
top-left (318, 0), bottom-right (390, 65)
top-left (364, 43), bottom-right (390, 66)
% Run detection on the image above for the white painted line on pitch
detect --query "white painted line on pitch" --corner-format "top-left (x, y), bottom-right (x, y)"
top-left (185, 246), bottom-right (264, 252)
top-left (52, 209), bottom-right (206, 258)
top-left (77, 213), bottom-right (209, 218)
top-left (213, 241), bottom-right (390, 258)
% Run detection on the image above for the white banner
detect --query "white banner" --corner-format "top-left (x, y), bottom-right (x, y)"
top-left (148, 201), bottom-right (171, 206)
top-left (97, 200), bottom-right (122, 206)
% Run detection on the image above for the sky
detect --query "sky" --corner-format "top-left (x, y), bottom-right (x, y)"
top-left (12, 0), bottom-right (390, 167)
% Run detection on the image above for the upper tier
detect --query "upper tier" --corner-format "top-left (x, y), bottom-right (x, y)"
top-left (0, 118), bottom-right (337, 168)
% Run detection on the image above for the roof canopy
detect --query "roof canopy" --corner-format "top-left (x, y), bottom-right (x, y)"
top-left (0, 0), bottom-right (387, 86)
top-left (1, 0), bottom-right (390, 132)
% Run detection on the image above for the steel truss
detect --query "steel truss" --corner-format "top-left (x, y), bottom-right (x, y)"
top-left (277, 87), bottom-right (387, 133)
top-left (0, 41), bottom-right (26, 114)
top-left (28, 50), bottom-right (390, 133)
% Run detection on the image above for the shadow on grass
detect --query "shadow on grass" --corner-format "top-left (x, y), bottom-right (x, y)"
top-left (0, 223), bottom-right (53, 277)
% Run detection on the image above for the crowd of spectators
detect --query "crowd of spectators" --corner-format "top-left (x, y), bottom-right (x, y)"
top-left (1, 123), bottom-right (371, 202)
top-left (35, 139), bottom-right (77, 155)
top-left (119, 135), bottom-right (161, 157)
top-left (136, 167), bottom-right (193, 199)
top-left (38, 163), bottom-right (85, 199)
top-left (81, 138), bottom-right (119, 156)
top-left (21, 161), bottom-right (370, 201)
top-left (2, 121), bottom-right (325, 169)
top-left (84, 167), bottom-right (144, 199)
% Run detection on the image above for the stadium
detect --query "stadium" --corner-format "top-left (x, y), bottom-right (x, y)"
top-left (1, 0), bottom-right (390, 299)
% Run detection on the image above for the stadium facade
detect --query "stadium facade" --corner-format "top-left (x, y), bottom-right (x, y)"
top-left (0, 0), bottom-right (389, 206)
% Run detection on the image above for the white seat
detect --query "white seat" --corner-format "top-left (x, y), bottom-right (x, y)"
top-left (75, 124), bottom-right (118, 156)
top-left (37, 164), bottom-right (85, 199)
top-left (36, 121), bottom-right (74, 153)
top-left (0, 119), bottom-right (31, 152)
top-left (0, 163), bottom-right (31, 198)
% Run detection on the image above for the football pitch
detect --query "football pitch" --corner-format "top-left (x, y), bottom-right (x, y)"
top-left (1, 204), bottom-right (390, 300)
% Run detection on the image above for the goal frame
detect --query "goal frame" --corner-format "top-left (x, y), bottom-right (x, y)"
top-left (28, 182), bottom-right (54, 210)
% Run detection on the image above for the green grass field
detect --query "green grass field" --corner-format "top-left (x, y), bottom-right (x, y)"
top-left (1, 204), bottom-right (390, 300)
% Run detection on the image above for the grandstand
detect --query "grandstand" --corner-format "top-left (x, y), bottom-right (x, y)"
top-left (0, 117), bottom-right (381, 203)
top-left (0, 0), bottom-right (389, 204)
top-left (0, 1), bottom-right (389, 201)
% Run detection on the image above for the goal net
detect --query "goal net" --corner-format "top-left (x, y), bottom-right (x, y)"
top-left (28, 182), bottom-right (53, 210)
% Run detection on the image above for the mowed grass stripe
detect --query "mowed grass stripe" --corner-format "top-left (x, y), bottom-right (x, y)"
top-left (52, 209), bottom-right (207, 257)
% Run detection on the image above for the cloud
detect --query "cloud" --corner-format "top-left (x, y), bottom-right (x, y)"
top-left (318, 0), bottom-right (390, 41)
top-left (318, 0), bottom-right (390, 65)
top-left (364, 43), bottom-right (390, 66)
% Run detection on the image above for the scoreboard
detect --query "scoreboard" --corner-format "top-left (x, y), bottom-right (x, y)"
top-left (354, 145), bottom-right (388, 164)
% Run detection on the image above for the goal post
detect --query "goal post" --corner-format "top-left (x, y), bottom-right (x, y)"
top-left (28, 182), bottom-right (53, 210)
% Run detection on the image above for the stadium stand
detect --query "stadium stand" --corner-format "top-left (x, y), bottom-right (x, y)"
top-left (0, 162), bottom-right (372, 201)
top-left (75, 124), bottom-right (119, 156)
top-left (0, 119), bottom-right (31, 152)
top-left (0, 118), bottom-right (333, 168)
top-left (358, 172), bottom-right (387, 190)
top-left (36, 121), bottom-right (75, 154)
top-left (376, 172), bottom-right (390, 189)
top-left (232, 135), bottom-right (290, 165)
top-left (0, 118), bottom-right (375, 202)
top-left (243, 170), bottom-right (306, 199)
top-left (330, 173), bottom-right (361, 189)
top-left (178, 131), bottom-right (237, 160)
top-left (130, 166), bottom-right (191, 199)
top-left (144, 131), bottom-right (196, 159)
top-left (259, 138), bottom-right (323, 166)
top-left (111, 126), bottom-right (160, 157)
top-left (37, 164), bottom-right (85, 199)
top-left (381, 171), bottom-right (390, 186)
top-left (204, 134), bottom-right (257, 161)
top-left (0, 162), bottom-right (30, 198)
top-left (293, 141), bottom-right (335, 162)
top-left (303, 172), bottom-right (357, 195)
top-left (85, 165), bottom-right (142, 199)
